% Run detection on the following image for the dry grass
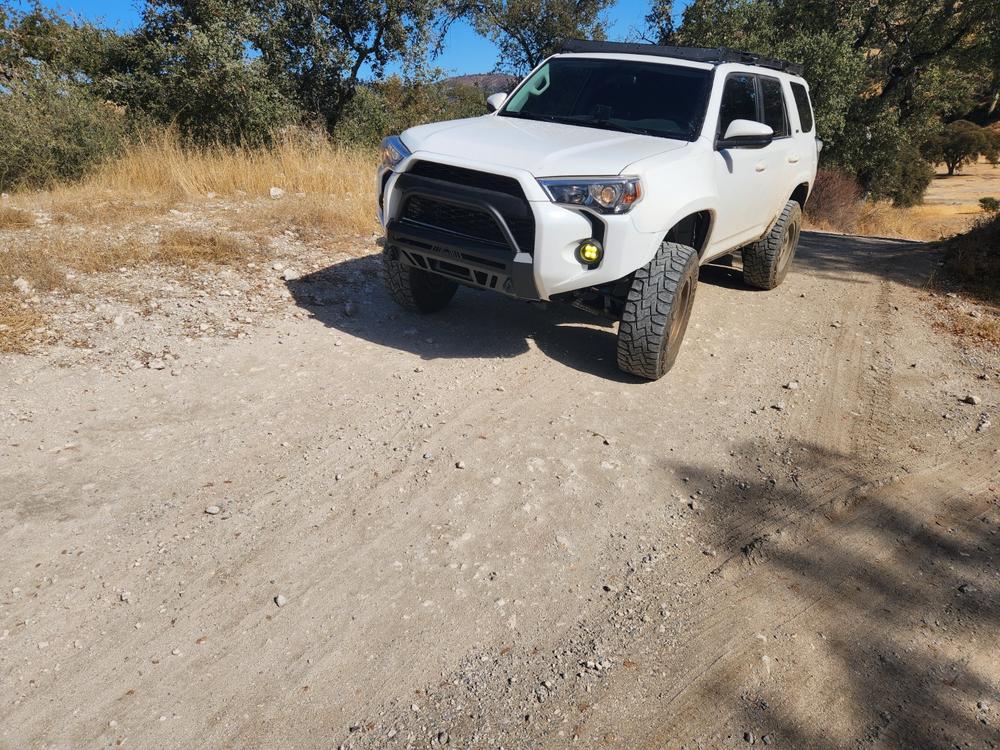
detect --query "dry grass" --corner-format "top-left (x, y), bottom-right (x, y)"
top-left (38, 130), bottom-right (378, 235)
top-left (0, 296), bottom-right (46, 353)
top-left (155, 229), bottom-right (260, 266)
top-left (0, 206), bottom-right (35, 230)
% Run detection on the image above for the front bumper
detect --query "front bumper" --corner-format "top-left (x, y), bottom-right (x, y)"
top-left (386, 218), bottom-right (541, 300)
top-left (380, 155), bottom-right (664, 301)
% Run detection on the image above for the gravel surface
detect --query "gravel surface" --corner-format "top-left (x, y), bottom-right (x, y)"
top-left (1, 232), bottom-right (998, 749)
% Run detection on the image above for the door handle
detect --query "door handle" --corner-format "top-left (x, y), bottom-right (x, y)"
top-left (755, 162), bottom-right (767, 172)
top-left (788, 154), bottom-right (800, 164)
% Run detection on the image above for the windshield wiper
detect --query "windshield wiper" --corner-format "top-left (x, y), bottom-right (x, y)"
top-left (561, 116), bottom-right (654, 136)
top-left (502, 111), bottom-right (657, 137)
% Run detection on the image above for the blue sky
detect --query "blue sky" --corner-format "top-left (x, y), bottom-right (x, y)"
top-left (20, 0), bottom-right (689, 76)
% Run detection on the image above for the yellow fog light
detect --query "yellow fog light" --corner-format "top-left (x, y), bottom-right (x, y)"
top-left (577, 239), bottom-right (603, 265)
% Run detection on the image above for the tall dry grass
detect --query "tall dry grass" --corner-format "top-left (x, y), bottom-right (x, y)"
top-left (38, 129), bottom-right (377, 235)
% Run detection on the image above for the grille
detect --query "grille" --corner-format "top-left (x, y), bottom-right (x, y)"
top-left (402, 195), bottom-right (507, 246)
top-left (408, 161), bottom-right (525, 198)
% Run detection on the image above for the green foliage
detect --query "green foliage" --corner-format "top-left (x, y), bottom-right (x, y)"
top-left (334, 75), bottom-right (487, 147)
top-left (980, 197), bottom-right (1000, 214)
top-left (0, 70), bottom-right (127, 191)
top-left (122, 4), bottom-right (300, 146)
top-left (923, 120), bottom-right (994, 176)
top-left (252, 0), bottom-right (439, 129)
top-left (886, 144), bottom-right (935, 207)
top-left (666, 0), bottom-right (1000, 203)
top-left (458, 0), bottom-right (613, 74)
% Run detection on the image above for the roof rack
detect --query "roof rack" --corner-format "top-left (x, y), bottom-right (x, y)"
top-left (560, 39), bottom-right (804, 77)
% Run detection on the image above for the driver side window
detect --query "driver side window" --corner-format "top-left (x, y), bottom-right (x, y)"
top-left (718, 74), bottom-right (757, 136)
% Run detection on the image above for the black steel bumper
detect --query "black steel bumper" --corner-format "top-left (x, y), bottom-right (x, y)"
top-left (386, 220), bottom-right (540, 300)
top-left (385, 169), bottom-right (541, 300)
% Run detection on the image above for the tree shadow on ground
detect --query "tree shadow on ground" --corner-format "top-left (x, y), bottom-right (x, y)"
top-left (287, 232), bottom-right (935, 381)
top-left (642, 439), bottom-right (999, 749)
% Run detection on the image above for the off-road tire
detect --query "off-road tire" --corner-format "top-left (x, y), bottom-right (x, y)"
top-left (382, 247), bottom-right (458, 313)
top-left (616, 241), bottom-right (699, 380)
top-left (742, 200), bottom-right (802, 290)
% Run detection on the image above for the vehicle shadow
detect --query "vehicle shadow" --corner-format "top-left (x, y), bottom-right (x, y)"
top-left (697, 231), bottom-right (935, 292)
top-left (286, 255), bottom-right (639, 382)
top-left (287, 231), bottom-right (933, 380)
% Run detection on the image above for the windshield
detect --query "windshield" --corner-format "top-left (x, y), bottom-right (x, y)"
top-left (499, 57), bottom-right (712, 141)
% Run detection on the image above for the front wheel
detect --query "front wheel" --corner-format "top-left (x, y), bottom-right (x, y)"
top-left (616, 241), bottom-right (699, 380)
top-left (382, 247), bottom-right (458, 313)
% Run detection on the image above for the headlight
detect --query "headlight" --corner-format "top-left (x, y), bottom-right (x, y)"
top-left (379, 135), bottom-right (411, 171)
top-left (538, 177), bottom-right (643, 214)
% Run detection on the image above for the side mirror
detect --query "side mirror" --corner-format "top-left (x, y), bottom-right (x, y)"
top-left (717, 119), bottom-right (774, 150)
top-left (486, 92), bottom-right (508, 113)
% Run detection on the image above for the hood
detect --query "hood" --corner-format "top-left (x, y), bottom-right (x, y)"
top-left (401, 115), bottom-right (688, 177)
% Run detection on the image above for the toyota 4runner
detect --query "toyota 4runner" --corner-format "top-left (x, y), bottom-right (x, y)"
top-left (375, 39), bottom-right (820, 379)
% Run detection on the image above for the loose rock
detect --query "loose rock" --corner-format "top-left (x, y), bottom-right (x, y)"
top-left (204, 505), bottom-right (221, 515)
top-left (274, 594), bottom-right (288, 607)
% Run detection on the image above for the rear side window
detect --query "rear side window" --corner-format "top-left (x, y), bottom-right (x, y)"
top-left (718, 74), bottom-right (757, 135)
top-left (790, 82), bottom-right (813, 132)
top-left (759, 77), bottom-right (789, 137)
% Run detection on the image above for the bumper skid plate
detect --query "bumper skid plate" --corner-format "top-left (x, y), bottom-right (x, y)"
top-left (386, 219), bottom-right (540, 301)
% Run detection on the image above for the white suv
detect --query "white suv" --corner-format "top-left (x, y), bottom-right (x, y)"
top-left (376, 40), bottom-right (819, 379)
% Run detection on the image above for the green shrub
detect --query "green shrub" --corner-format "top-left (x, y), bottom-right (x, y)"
top-left (334, 77), bottom-right (487, 148)
top-left (980, 197), bottom-right (1000, 214)
top-left (0, 71), bottom-right (127, 191)
top-left (885, 144), bottom-right (935, 207)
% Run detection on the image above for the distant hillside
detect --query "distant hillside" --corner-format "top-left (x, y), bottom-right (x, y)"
top-left (443, 73), bottom-right (519, 94)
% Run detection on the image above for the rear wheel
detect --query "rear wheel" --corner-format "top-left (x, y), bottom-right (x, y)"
top-left (382, 246), bottom-right (458, 313)
top-left (742, 200), bottom-right (802, 290)
top-left (616, 241), bottom-right (699, 381)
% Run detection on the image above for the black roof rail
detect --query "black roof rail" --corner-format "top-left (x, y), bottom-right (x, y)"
top-left (560, 39), bottom-right (804, 77)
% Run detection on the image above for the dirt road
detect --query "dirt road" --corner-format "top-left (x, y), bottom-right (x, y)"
top-left (2, 232), bottom-right (997, 749)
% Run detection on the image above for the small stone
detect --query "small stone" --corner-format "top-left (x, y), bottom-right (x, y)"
top-left (455, 461), bottom-right (466, 469)
top-left (962, 394), bottom-right (981, 405)
top-left (436, 730), bottom-right (450, 745)
top-left (171, 648), bottom-right (181, 656)
top-left (204, 505), bottom-right (221, 515)
top-left (958, 583), bottom-right (975, 594)
top-left (148, 359), bottom-right (166, 370)
top-left (771, 401), bottom-right (786, 411)
top-left (271, 262), bottom-right (285, 271)
top-left (282, 268), bottom-right (300, 281)
top-left (274, 594), bottom-right (288, 607)
top-left (120, 591), bottom-right (131, 603)
top-left (744, 731), bottom-right (755, 744)
top-left (762, 735), bottom-right (772, 745)
top-left (269, 186), bottom-right (285, 199)
top-left (423, 452), bottom-right (433, 460)
top-left (784, 380), bottom-right (800, 390)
